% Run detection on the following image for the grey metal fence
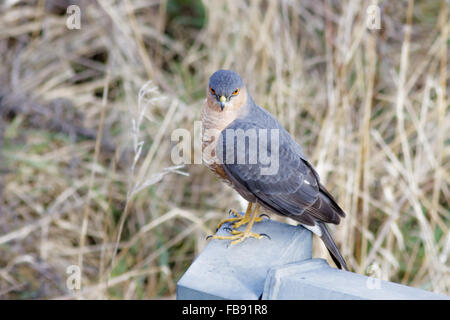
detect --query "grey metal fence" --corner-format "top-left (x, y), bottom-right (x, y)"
top-left (177, 219), bottom-right (448, 300)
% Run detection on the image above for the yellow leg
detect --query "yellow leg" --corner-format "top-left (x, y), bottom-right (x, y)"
top-left (232, 204), bottom-right (264, 228)
top-left (208, 204), bottom-right (269, 246)
top-left (215, 202), bottom-right (261, 231)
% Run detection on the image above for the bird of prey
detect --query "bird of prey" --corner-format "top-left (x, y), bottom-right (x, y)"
top-left (201, 69), bottom-right (348, 270)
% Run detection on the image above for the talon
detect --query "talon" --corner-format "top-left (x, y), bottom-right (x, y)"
top-left (232, 214), bottom-right (263, 229)
top-left (209, 204), bottom-right (265, 246)
top-left (259, 213), bottom-right (270, 220)
top-left (206, 235), bottom-right (213, 240)
top-left (216, 205), bottom-right (261, 231)
top-left (260, 233), bottom-right (271, 240)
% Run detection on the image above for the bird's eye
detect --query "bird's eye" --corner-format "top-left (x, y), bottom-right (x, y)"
top-left (210, 87), bottom-right (215, 95)
top-left (232, 88), bottom-right (239, 95)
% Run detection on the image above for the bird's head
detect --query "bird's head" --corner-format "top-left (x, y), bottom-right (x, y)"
top-left (207, 69), bottom-right (247, 112)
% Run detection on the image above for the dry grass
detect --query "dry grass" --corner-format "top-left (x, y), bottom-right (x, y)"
top-left (0, 0), bottom-right (448, 299)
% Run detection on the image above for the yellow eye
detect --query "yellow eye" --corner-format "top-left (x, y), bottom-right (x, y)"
top-left (210, 87), bottom-right (215, 95)
top-left (232, 88), bottom-right (239, 95)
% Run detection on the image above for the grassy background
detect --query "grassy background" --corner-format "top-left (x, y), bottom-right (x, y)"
top-left (0, 0), bottom-right (448, 299)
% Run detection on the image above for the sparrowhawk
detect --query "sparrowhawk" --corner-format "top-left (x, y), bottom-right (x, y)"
top-left (201, 69), bottom-right (348, 270)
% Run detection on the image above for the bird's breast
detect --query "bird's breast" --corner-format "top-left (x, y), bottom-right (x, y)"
top-left (201, 101), bottom-right (237, 185)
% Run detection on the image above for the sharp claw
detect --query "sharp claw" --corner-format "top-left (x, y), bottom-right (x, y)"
top-left (260, 233), bottom-right (271, 240)
top-left (259, 213), bottom-right (270, 220)
top-left (228, 209), bottom-right (241, 217)
top-left (206, 235), bottom-right (213, 240)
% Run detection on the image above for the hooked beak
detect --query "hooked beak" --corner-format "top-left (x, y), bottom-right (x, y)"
top-left (219, 95), bottom-right (226, 111)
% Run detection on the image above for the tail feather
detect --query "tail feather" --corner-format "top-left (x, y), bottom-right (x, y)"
top-left (317, 222), bottom-right (349, 271)
top-left (319, 184), bottom-right (346, 219)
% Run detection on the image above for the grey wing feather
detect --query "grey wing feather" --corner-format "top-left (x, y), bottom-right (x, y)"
top-left (218, 106), bottom-right (344, 226)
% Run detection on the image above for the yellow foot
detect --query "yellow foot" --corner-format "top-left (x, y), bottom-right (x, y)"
top-left (214, 209), bottom-right (243, 231)
top-left (232, 213), bottom-right (264, 229)
top-left (215, 208), bottom-right (266, 231)
top-left (207, 229), bottom-right (270, 246)
top-left (207, 203), bottom-right (270, 246)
